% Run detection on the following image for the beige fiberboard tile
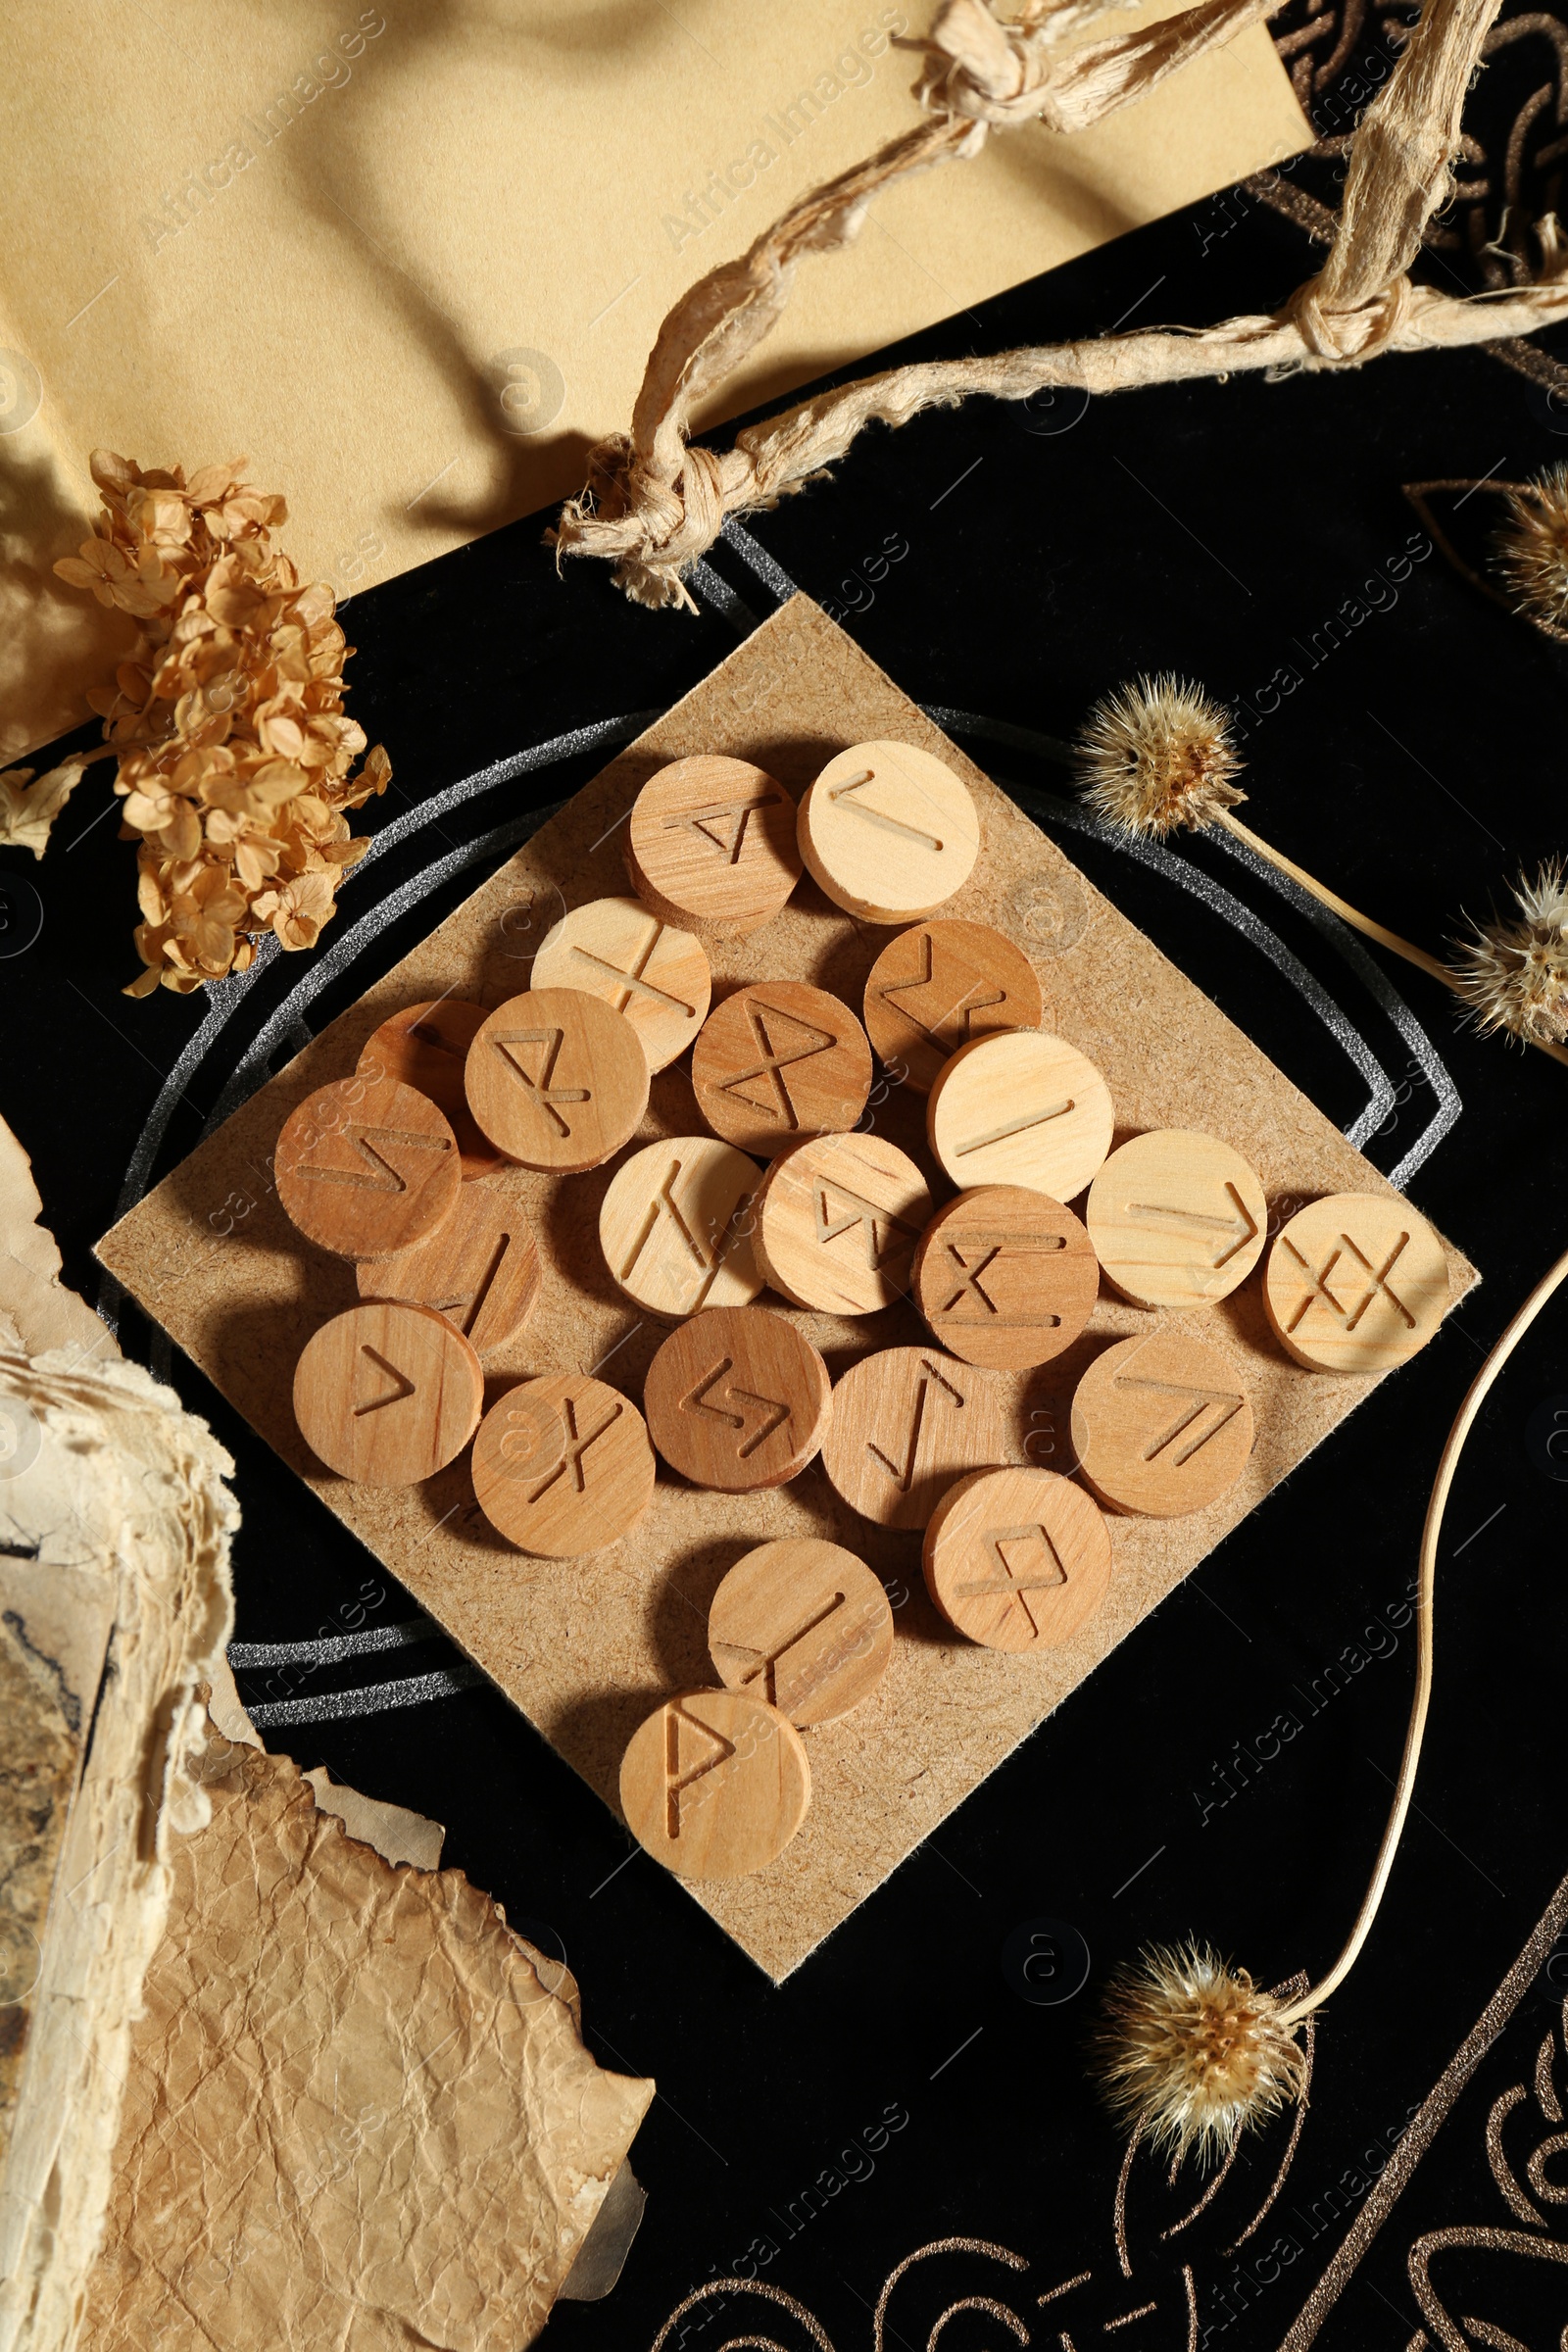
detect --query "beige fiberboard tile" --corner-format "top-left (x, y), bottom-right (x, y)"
top-left (96, 599), bottom-right (1477, 1982)
top-left (0, 0), bottom-right (1310, 760)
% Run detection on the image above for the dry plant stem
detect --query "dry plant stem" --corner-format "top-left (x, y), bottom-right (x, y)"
top-left (1213, 811), bottom-right (1568, 1070)
top-left (553, 0), bottom-right (1555, 604)
top-left (1274, 1242), bottom-right (1568, 2029)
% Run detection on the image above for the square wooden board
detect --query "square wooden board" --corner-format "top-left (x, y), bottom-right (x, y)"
top-left (98, 598), bottom-right (1478, 1981)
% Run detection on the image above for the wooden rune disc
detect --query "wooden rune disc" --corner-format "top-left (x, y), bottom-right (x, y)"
top-left (911, 1186), bottom-right (1099, 1369)
top-left (356, 1178), bottom-right (542, 1352)
top-left (797, 740), bottom-right (980, 922)
top-left (641, 1306), bottom-right (832, 1492)
top-left (927, 1031), bottom-right (1114, 1200)
top-left (1071, 1332), bottom-right (1254, 1518)
top-left (818, 1347), bottom-right (1004, 1531)
top-left (861, 919), bottom-right (1044, 1093)
top-left (356, 999), bottom-right (504, 1178)
top-left (599, 1136), bottom-right (763, 1319)
top-left (470, 1373), bottom-right (656, 1556)
top-left (619, 1688), bottom-right (810, 1881)
top-left (626, 756), bottom-right (801, 939)
top-left (922, 1466), bottom-right (1113, 1652)
top-left (751, 1134), bottom-right (931, 1316)
top-left (690, 982), bottom-right (873, 1156)
top-left (530, 896), bottom-right (710, 1073)
top-left (275, 1075), bottom-right (462, 1260)
top-left (465, 988), bottom-right (649, 1172)
top-left (1262, 1192), bottom-right (1450, 1372)
top-left (709, 1539), bottom-right (894, 1726)
top-left (1086, 1130), bottom-right (1267, 1311)
top-left (292, 1301), bottom-right (483, 1487)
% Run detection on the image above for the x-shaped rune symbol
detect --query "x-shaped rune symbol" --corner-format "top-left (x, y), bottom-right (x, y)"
top-left (570, 919), bottom-right (698, 1019)
top-left (526, 1395), bottom-right (623, 1502)
top-left (1283, 1229), bottom-right (1415, 1333)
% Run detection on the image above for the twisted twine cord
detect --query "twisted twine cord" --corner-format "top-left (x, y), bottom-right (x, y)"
top-left (552, 0), bottom-right (1568, 608)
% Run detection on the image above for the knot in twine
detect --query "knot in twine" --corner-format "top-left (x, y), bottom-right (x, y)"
top-left (554, 437), bottom-right (759, 610)
top-left (1286, 272), bottom-right (1416, 365)
top-left (910, 0), bottom-right (1057, 132)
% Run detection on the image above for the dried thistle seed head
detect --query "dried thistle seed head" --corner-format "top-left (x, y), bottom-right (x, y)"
top-left (1493, 464), bottom-right (1568, 630)
top-left (1448, 862), bottom-right (1568, 1048)
top-left (1076, 674), bottom-right (1246, 838)
top-left (1091, 1939), bottom-right (1307, 2169)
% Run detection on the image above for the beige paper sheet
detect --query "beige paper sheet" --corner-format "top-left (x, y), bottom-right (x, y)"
top-left (96, 599), bottom-right (1479, 1981)
top-left (0, 0), bottom-right (1308, 761)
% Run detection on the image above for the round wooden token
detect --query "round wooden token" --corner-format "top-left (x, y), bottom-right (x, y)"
top-left (922, 1466), bottom-right (1112, 1652)
top-left (292, 1301), bottom-right (483, 1487)
top-left (471, 1374), bottom-right (656, 1556)
top-left (619, 1689), bottom-right (810, 1881)
top-left (927, 1031), bottom-right (1113, 1200)
top-left (465, 988), bottom-right (650, 1172)
top-left (709, 1539), bottom-right (894, 1726)
top-left (1071, 1333), bottom-right (1254, 1518)
top-left (1262, 1192), bottom-right (1450, 1372)
top-left (357, 1000), bottom-right (504, 1177)
top-left (690, 982), bottom-right (873, 1156)
top-left (356, 1179), bottom-right (541, 1352)
top-left (912, 1186), bottom-right (1099, 1369)
top-left (1086, 1130), bottom-right (1267, 1312)
top-left (530, 897), bottom-right (710, 1073)
top-left (275, 1076), bottom-right (462, 1260)
top-left (626, 756), bottom-right (801, 939)
top-left (819, 1346), bottom-right (1004, 1531)
top-left (751, 1134), bottom-right (931, 1316)
top-left (862, 919), bottom-right (1044, 1093)
top-left (642, 1306), bottom-right (832, 1492)
top-left (797, 740), bottom-right (980, 922)
top-left (599, 1136), bottom-right (763, 1319)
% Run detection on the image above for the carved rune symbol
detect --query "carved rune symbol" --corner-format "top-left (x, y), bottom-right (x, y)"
top-left (663, 1700), bottom-right (737, 1839)
top-left (1124, 1184), bottom-right (1261, 1269)
top-left (683, 1357), bottom-right (791, 1458)
top-left (428, 1233), bottom-right (513, 1338)
top-left (955, 1097), bottom-right (1075, 1158)
top-left (353, 1346), bottom-right (416, 1418)
top-left (570, 917), bottom-right (697, 1019)
top-left (492, 1026), bottom-right (591, 1137)
top-left (719, 1002), bottom-right (839, 1126)
top-left (662, 792), bottom-right (785, 863)
top-left (936, 1231), bottom-right (1066, 1325)
top-left (297, 1123), bottom-right (451, 1195)
top-left (1114, 1375), bottom-right (1246, 1466)
top-left (521, 1394), bottom-right (623, 1503)
top-left (827, 768), bottom-right (943, 853)
top-left (1281, 1230), bottom-right (1416, 1332)
top-left (718, 1592), bottom-right (852, 1710)
top-left (880, 932), bottom-right (1004, 1048)
top-left (867, 1358), bottom-right (965, 1490)
top-left (620, 1160), bottom-right (748, 1313)
top-left (813, 1177), bottom-right (918, 1271)
top-left (956, 1524), bottom-right (1067, 1637)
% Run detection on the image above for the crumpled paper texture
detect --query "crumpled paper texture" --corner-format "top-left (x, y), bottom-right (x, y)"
top-left (81, 1724), bottom-right (654, 2352)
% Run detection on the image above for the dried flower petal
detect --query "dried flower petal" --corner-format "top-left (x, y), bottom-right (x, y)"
top-left (1448, 862), bottom-right (1568, 1046)
top-left (1091, 1940), bottom-right (1306, 2168)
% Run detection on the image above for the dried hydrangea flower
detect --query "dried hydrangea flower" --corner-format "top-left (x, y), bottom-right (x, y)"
top-left (1092, 1940), bottom-right (1307, 2168)
top-left (54, 450), bottom-right (390, 997)
top-left (1448, 863), bottom-right (1568, 1048)
top-left (1493, 464), bottom-right (1568, 632)
top-left (1075, 673), bottom-right (1247, 838)
top-left (0, 755), bottom-right (96, 860)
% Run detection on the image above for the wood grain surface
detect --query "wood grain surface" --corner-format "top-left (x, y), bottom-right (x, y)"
top-left (861, 918), bottom-right (1043, 1092)
top-left (911, 1186), bottom-right (1100, 1368)
top-left (690, 981), bottom-right (872, 1155)
top-left (275, 1076), bottom-right (462, 1260)
top-left (531, 895), bottom-right (710, 1072)
top-left (798, 740), bottom-right (979, 921)
top-left (1085, 1128), bottom-right (1268, 1311)
top-left (466, 987), bottom-right (649, 1172)
top-left (927, 1030), bottom-right (1114, 1200)
top-left (753, 1133), bottom-right (931, 1315)
top-left (598, 1136), bottom-right (762, 1318)
top-left (357, 998), bottom-right (504, 1177)
top-left (470, 1373), bottom-right (656, 1555)
top-left (708, 1538), bottom-right (894, 1727)
top-left (922, 1466), bottom-right (1113, 1651)
top-left (642, 1306), bottom-right (831, 1492)
top-left (292, 1300), bottom-right (483, 1486)
top-left (619, 1689), bottom-right (811, 1881)
top-left (1262, 1190), bottom-right (1453, 1371)
top-left (1071, 1331), bottom-right (1255, 1517)
top-left (819, 1346), bottom-right (1006, 1531)
top-left (355, 1175), bottom-right (541, 1353)
top-left (627, 755), bottom-right (801, 938)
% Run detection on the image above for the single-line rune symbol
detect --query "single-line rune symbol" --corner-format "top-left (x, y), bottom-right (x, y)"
top-left (955, 1097), bottom-right (1075, 1157)
top-left (956, 1523), bottom-right (1067, 1637)
top-left (492, 1026), bottom-right (591, 1137)
top-left (1281, 1230), bottom-right (1416, 1331)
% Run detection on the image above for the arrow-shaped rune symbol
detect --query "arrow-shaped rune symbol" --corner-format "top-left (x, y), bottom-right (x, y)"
top-left (1124, 1182), bottom-right (1260, 1269)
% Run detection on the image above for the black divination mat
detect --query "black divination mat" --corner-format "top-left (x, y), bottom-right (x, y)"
top-left (5, 7), bottom-right (1568, 2346)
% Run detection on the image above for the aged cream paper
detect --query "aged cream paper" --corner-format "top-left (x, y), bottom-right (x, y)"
top-left (0, 0), bottom-right (1308, 759)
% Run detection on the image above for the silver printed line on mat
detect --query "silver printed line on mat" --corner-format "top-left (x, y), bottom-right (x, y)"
top-left (245, 1662), bottom-right (483, 1727)
top-left (229, 1617), bottom-right (441, 1668)
top-left (719, 519), bottom-right (800, 606)
top-left (689, 559), bottom-right (761, 634)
